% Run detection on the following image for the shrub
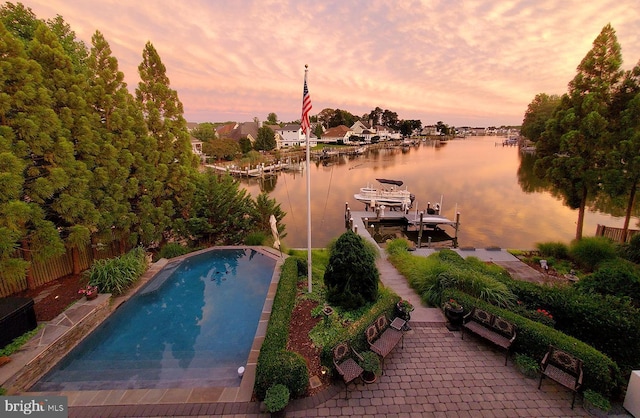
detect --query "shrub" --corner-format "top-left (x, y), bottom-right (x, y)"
top-left (324, 231), bottom-right (379, 310)
top-left (583, 389), bottom-right (611, 412)
top-left (254, 257), bottom-right (309, 400)
top-left (569, 237), bottom-right (618, 272)
top-left (85, 247), bottom-right (147, 295)
top-left (155, 243), bottom-right (190, 260)
top-left (514, 353), bottom-right (539, 378)
top-left (536, 241), bottom-right (569, 260)
top-left (264, 384), bottom-right (290, 413)
top-left (244, 231), bottom-right (266, 246)
top-left (575, 259), bottom-right (640, 305)
top-left (385, 238), bottom-right (410, 256)
top-left (620, 233), bottom-right (640, 264)
top-left (359, 350), bottom-right (382, 375)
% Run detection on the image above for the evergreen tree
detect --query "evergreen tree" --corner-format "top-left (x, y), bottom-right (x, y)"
top-left (604, 60), bottom-right (640, 241)
top-left (0, 2), bottom-right (39, 47)
top-left (0, 21), bottom-right (66, 286)
top-left (86, 31), bottom-right (143, 243)
top-left (535, 24), bottom-right (623, 240)
top-left (180, 172), bottom-right (256, 245)
top-left (253, 192), bottom-right (287, 239)
top-left (323, 230), bottom-right (379, 310)
top-left (521, 93), bottom-right (561, 142)
top-left (135, 41), bottom-right (198, 244)
top-left (27, 22), bottom-right (98, 247)
top-left (254, 125), bottom-right (276, 151)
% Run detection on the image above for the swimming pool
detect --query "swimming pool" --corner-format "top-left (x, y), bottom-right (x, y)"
top-left (32, 247), bottom-right (278, 391)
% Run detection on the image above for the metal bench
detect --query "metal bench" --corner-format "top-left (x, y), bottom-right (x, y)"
top-left (538, 345), bottom-right (583, 409)
top-left (365, 315), bottom-right (405, 372)
top-left (461, 307), bottom-right (516, 365)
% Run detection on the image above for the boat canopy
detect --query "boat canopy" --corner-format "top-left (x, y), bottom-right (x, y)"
top-left (376, 178), bottom-right (404, 186)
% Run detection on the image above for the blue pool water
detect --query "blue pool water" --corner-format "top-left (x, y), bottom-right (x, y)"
top-left (32, 248), bottom-right (277, 391)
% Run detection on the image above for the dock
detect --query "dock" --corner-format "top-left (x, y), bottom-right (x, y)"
top-left (204, 161), bottom-right (301, 177)
top-left (345, 203), bottom-right (461, 248)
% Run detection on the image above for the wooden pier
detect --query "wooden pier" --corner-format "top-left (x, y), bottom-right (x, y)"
top-left (204, 161), bottom-right (301, 177)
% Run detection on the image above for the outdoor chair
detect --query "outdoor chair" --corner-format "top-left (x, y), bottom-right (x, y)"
top-left (538, 345), bottom-right (584, 409)
top-left (333, 342), bottom-right (364, 399)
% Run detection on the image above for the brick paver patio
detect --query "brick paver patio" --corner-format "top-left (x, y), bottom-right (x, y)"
top-left (69, 323), bottom-right (589, 417)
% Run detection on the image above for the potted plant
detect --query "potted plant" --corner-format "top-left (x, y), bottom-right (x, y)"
top-left (443, 298), bottom-right (464, 330)
top-left (78, 284), bottom-right (99, 300)
top-left (359, 351), bottom-right (382, 384)
top-left (264, 383), bottom-right (290, 416)
top-left (582, 389), bottom-right (611, 418)
top-left (513, 353), bottom-right (539, 379)
top-left (396, 299), bottom-right (414, 321)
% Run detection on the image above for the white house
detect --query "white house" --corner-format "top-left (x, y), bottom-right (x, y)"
top-left (271, 124), bottom-right (317, 148)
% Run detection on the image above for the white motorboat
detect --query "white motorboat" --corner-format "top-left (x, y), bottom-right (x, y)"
top-left (354, 179), bottom-right (415, 210)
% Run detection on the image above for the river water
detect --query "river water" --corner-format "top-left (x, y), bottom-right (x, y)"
top-left (242, 136), bottom-right (633, 250)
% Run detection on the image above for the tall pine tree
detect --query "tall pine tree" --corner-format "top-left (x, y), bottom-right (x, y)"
top-left (0, 21), bottom-right (66, 287)
top-left (86, 31), bottom-right (144, 245)
top-left (536, 24), bottom-right (623, 240)
top-left (135, 41), bottom-right (197, 245)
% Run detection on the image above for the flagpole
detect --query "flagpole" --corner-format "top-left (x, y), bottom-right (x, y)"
top-left (303, 65), bottom-right (313, 293)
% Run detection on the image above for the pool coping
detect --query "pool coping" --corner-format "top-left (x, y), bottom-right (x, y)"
top-left (1, 245), bottom-right (284, 407)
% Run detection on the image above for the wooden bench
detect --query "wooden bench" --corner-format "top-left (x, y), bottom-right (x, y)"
top-left (365, 315), bottom-right (405, 372)
top-left (461, 307), bottom-right (516, 365)
top-left (538, 345), bottom-right (583, 409)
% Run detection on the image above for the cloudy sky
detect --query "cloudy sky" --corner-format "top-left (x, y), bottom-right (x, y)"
top-left (20, 0), bottom-right (640, 127)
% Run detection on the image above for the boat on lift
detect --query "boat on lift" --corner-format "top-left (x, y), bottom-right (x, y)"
top-left (354, 178), bottom-right (415, 210)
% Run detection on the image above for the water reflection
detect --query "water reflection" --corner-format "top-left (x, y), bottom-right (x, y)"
top-left (242, 137), bottom-right (637, 250)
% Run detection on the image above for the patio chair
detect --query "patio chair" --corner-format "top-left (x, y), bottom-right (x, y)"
top-left (333, 342), bottom-right (364, 399)
top-left (538, 345), bottom-right (583, 409)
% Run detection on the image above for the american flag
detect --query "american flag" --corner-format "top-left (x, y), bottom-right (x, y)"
top-left (301, 74), bottom-right (312, 135)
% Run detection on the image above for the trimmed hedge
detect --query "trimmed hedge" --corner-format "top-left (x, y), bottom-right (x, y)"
top-left (254, 257), bottom-right (309, 400)
top-left (444, 289), bottom-right (622, 395)
top-left (497, 276), bottom-right (640, 373)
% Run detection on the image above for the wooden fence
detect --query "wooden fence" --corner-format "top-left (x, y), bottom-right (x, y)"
top-left (595, 224), bottom-right (640, 244)
top-left (0, 238), bottom-right (131, 298)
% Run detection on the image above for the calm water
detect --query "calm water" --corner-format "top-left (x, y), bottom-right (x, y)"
top-left (32, 248), bottom-right (276, 391)
top-left (244, 136), bottom-right (635, 249)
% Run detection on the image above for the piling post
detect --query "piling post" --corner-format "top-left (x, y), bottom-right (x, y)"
top-left (364, 218), bottom-right (369, 228)
top-left (354, 225), bottom-right (358, 234)
top-left (418, 211), bottom-right (424, 248)
top-left (455, 212), bottom-right (461, 239)
top-left (349, 217), bottom-right (354, 230)
top-left (427, 236), bottom-right (432, 248)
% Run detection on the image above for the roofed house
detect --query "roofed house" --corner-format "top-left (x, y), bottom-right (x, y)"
top-left (351, 120), bottom-right (373, 135)
top-left (321, 125), bottom-right (352, 144)
top-left (216, 122), bottom-right (238, 138)
top-left (216, 121), bottom-right (260, 144)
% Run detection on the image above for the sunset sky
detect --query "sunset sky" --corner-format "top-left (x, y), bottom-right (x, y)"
top-left (19, 0), bottom-right (640, 127)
